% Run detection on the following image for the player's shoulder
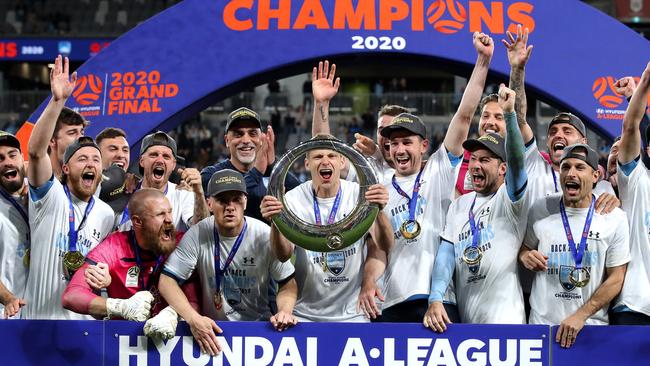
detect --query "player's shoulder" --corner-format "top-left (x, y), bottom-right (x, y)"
top-left (600, 206), bottom-right (627, 222)
top-left (529, 193), bottom-right (561, 218)
top-left (286, 180), bottom-right (311, 199)
top-left (94, 197), bottom-right (116, 217)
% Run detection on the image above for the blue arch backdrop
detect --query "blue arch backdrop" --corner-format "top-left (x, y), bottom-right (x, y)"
top-left (16, 0), bottom-right (650, 149)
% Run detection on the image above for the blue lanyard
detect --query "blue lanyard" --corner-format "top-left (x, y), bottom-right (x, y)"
top-left (129, 230), bottom-right (163, 291)
top-left (0, 187), bottom-right (29, 240)
top-left (468, 193), bottom-right (496, 249)
top-left (392, 168), bottom-right (424, 223)
top-left (64, 185), bottom-right (95, 252)
top-left (120, 182), bottom-right (168, 225)
top-left (313, 187), bottom-right (342, 225)
top-left (213, 220), bottom-right (248, 293)
top-left (551, 169), bottom-right (559, 193)
top-left (559, 197), bottom-right (595, 270)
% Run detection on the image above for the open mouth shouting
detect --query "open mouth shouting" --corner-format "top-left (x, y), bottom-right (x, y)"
top-left (160, 224), bottom-right (175, 242)
top-left (564, 180), bottom-right (581, 196)
top-left (471, 172), bottom-right (485, 187)
top-left (319, 167), bottom-right (333, 182)
top-left (552, 140), bottom-right (567, 153)
top-left (81, 170), bottom-right (96, 188)
top-left (112, 160), bottom-right (126, 169)
top-left (395, 154), bottom-right (411, 169)
top-left (152, 165), bottom-right (166, 180)
top-left (2, 167), bottom-right (18, 181)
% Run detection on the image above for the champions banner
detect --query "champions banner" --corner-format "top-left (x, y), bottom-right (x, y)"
top-left (11, 0), bottom-right (650, 149)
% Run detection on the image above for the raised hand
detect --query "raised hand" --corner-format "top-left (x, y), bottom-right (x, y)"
top-left (50, 55), bottom-right (77, 102)
top-left (614, 77), bottom-right (637, 99)
top-left (353, 133), bottom-right (378, 157)
top-left (502, 24), bottom-right (533, 69)
top-left (473, 32), bottom-right (494, 59)
top-left (498, 83), bottom-right (516, 113)
top-left (312, 60), bottom-right (340, 103)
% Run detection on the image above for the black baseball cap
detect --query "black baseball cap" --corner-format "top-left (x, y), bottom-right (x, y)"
top-left (226, 107), bottom-right (262, 132)
top-left (140, 131), bottom-right (177, 158)
top-left (548, 113), bottom-right (586, 137)
top-left (63, 136), bottom-right (101, 164)
top-left (463, 132), bottom-right (507, 161)
top-left (0, 131), bottom-right (20, 151)
top-left (99, 164), bottom-right (130, 213)
top-left (561, 143), bottom-right (599, 171)
top-left (206, 169), bottom-right (247, 197)
top-left (379, 113), bottom-right (427, 139)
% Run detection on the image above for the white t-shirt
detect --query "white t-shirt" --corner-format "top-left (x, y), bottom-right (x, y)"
top-left (441, 184), bottom-right (529, 324)
top-left (525, 194), bottom-right (630, 325)
top-left (23, 178), bottom-right (114, 319)
top-left (0, 187), bottom-right (30, 318)
top-left (383, 146), bottom-right (457, 308)
top-left (164, 216), bottom-right (294, 321)
top-left (116, 182), bottom-right (194, 232)
top-left (283, 179), bottom-right (367, 322)
top-left (615, 159), bottom-right (650, 316)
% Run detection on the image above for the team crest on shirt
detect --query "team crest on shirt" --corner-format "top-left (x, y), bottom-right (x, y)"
top-left (326, 252), bottom-right (345, 276)
top-left (126, 266), bottom-right (140, 288)
top-left (559, 265), bottom-right (576, 292)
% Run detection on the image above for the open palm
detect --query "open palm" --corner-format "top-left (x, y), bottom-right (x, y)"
top-left (50, 55), bottom-right (77, 101)
top-left (312, 60), bottom-right (340, 103)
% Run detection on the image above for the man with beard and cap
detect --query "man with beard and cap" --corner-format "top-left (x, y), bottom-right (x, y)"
top-left (116, 130), bottom-right (209, 232)
top-left (424, 85), bottom-right (530, 331)
top-left (61, 189), bottom-right (194, 322)
top-left (373, 32), bottom-right (490, 323)
top-left (0, 131), bottom-right (29, 318)
top-left (160, 170), bottom-right (298, 355)
top-left (200, 107), bottom-right (300, 222)
top-left (520, 144), bottom-right (630, 348)
top-left (23, 55), bottom-right (115, 320)
top-left (611, 63), bottom-right (650, 325)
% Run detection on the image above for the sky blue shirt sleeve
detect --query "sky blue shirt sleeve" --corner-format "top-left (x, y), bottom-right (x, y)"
top-left (428, 239), bottom-right (455, 303)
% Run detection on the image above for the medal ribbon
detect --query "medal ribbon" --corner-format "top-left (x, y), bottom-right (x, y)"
top-left (312, 187), bottom-right (342, 225)
top-left (213, 220), bottom-right (248, 295)
top-left (551, 169), bottom-right (559, 193)
top-left (64, 185), bottom-right (95, 253)
top-left (120, 182), bottom-right (168, 225)
top-left (559, 196), bottom-right (595, 270)
top-left (0, 187), bottom-right (29, 240)
top-left (468, 193), bottom-right (496, 249)
top-left (391, 168), bottom-right (424, 224)
top-left (129, 230), bottom-right (164, 291)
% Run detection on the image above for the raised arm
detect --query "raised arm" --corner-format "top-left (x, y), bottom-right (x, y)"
top-left (311, 60), bottom-right (340, 137)
top-left (499, 84), bottom-right (527, 201)
top-left (619, 64), bottom-right (650, 164)
top-left (357, 233), bottom-right (388, 320)
top-left (28, 55), bottom-right (77, 187)
top-left (503, 24), bottom-right (534, 143)
top-left (443, 32), bottom-right (494, 156)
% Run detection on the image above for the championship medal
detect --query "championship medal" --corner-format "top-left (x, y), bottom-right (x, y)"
top-left (462, 246), bottom-right (482, 266)
top-left (400, 220), bottom-right (421, 239)
top-left (569, 267), bottom-right (591, 288)
top-left (63, 251), bottom-right (85, 271)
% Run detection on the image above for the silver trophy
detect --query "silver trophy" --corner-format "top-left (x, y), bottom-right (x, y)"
top-left (267, 137), bottom-right (379, 252)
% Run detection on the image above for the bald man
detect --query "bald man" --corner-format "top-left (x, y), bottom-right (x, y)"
top-left (62, 189), bottom-right (197, 322)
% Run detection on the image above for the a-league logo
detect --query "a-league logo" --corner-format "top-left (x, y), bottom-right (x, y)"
top-left (72, 74), bottom-right (103, 106)
top-left (592, 76), bottom-right (624, 108)
top-left (427, 0), bottom-right (467, 34)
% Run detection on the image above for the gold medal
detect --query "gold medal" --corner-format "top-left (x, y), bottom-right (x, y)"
top-left (213, 291), bottom-right (223, 310)
top-left (462, 246), bottom-right (482, 266)
top-left (400, 220), bottom-right (421, 239)
top-left (63, 251), bottom-right (85, 272)
top-left (23, 248), bottom-right (30, 267)
top-left (569, 267), bottom-right (591, 288)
